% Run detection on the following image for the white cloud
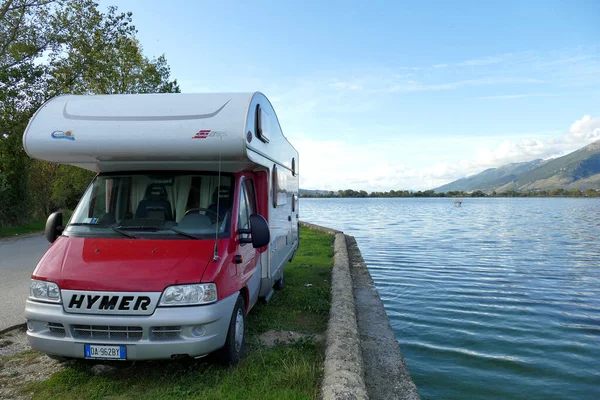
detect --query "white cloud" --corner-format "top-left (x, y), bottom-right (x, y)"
top-left (478, 93), bottom-right (556, 100)
top-left (566, 115), bottom-right (600, 143)
top-left (437, 115), bottom-right (600, 182)
top-left (328, 80), bottom-right (363, 90)
top-left (294, 116), bottom-right (600, 191)
top-left (319, 49), bottom-right (598, 96)
top-left (456, 55), bottom-right (506, 67)
top-left (333, 76), bottom-right (544, 94)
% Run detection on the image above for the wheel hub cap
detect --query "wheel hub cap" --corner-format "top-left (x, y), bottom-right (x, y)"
top-left (234, 309), bottom-right (244, 352)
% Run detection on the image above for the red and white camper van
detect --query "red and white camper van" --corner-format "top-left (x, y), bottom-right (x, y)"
top-left (22, 92), bottom-right (299, 363)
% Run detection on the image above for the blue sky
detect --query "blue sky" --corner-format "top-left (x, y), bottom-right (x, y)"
top-left (106, 0), bottom-right (600, 190)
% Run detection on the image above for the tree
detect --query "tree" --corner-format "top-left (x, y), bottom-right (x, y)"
top-left (470, 190), bottom-right (486, 197)
top-left (0, 0), bottom-right (180, 225)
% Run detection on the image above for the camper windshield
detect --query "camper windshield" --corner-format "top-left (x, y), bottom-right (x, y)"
top-left (66, 172), bottom-right (234, 239)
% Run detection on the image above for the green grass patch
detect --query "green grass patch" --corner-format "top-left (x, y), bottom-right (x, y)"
top-left (0, 219), bottom-right (46, 238)
top-left (0, 210), bottom-right (73, 238)
top-left (20, 226), bottom-right (334, 400)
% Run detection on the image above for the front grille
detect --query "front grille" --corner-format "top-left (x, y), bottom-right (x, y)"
top-left (151, 326), bottom-right (181, 340)
top-left (47, 322), bottom-right (66, 337)
top-left (71, 325), bottom-right (143, 341)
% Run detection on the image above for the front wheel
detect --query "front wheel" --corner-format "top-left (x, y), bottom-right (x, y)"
top-left (215, 295), bottom-right (246, 365)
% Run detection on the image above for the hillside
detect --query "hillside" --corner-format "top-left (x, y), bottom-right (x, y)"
top-left (434, 140), bottom-right (600, 193)
top-left (434, 159), bottom-right (546, 192)
top-left (510, 140), bottom-right (600, 191)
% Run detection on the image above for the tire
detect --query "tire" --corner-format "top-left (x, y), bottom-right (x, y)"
top-left (274, 268), bottom-right (284, 291)
top-left (215, 295), bottom-right (246, 365)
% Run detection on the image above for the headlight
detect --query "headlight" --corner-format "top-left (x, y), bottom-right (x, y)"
top-left (29, 280), bottom-right (61, 303)
top-left (159, 283), bottom-right (217, 306)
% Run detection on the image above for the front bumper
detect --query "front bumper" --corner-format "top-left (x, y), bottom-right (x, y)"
top-left (25, 293), bottom-right (238, 360)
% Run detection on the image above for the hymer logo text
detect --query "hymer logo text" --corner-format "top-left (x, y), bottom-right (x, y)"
top-left (68, 294), bottom-right (151, 311)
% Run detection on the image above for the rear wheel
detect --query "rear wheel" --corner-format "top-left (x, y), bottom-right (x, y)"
top-left (215, 295), bottom-right (246, 365)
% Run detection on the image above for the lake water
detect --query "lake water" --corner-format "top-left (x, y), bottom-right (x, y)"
top-left (300, 198), bottom-right (600, 400)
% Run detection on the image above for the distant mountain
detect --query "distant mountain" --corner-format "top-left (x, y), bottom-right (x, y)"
top-left (434, 140), bottom-right (600, 193)
top-left (507, 140), bottom-right (600, 191)
top-left (435, 159), bottom-right (546, 192)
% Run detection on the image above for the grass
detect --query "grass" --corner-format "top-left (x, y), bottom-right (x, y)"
top-left (0, 210), bottom-right (73, 238)
top-left (19, 226), bottom-right (335, 400)
top-left (0, 219), bottom-right (46, 238)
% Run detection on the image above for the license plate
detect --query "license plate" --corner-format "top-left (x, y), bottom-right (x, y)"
top-left (84, 344), bottom-right (126, 360)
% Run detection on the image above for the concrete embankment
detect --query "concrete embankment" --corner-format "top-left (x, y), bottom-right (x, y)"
top-left (300, 221), bottom-right (420, 400)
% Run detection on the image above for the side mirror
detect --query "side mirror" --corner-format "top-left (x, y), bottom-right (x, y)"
top-left (249, 214), bottom-right (270, 248)
top-left (45, 212), bottom-right (64, 243)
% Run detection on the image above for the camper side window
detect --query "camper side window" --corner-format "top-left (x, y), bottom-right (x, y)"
top-left (238, 185), bottom-right (250, 238)
top-left (243, 179), bottom-right (256, 215)
top-left (238, 179), bottom-right (257, 242)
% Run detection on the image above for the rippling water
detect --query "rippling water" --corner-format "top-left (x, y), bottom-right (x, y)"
top-left (300, 198), bottom-right (600, 400)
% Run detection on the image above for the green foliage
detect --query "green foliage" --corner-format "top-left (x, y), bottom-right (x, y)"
top-left (470, 190), bottom-right (486, 197)
top-left (50, 165), bottom-right (95, 210)
top-left (0, 0), bottom-right (180, 226)
top-left (0, 131), bottom-right (30, 223)
top-left (0, 217), bottom-right (44, 237)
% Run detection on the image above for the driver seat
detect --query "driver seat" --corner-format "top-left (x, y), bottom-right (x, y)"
top-left (135, 184), bottom-right (173, 220)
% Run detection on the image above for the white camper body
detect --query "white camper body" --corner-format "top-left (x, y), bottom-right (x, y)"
top-left (24, 92), bottom-right (296, 174)
top-left (23, 93), bottom-right (299, 361)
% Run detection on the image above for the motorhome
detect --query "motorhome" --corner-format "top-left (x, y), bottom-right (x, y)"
top-left (22, 92), bottom-right (299, 363)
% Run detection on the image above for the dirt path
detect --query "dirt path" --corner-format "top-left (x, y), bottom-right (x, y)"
top-left (0, 327), bottom-right (63, 400)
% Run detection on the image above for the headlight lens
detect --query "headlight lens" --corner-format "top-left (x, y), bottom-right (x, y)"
top-left (29, 280), bottom-right (61, 303)
top-left (159, 283), bottom-right (217, 306)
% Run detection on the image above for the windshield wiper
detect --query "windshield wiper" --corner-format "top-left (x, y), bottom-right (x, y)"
top-left (167, 227), bottom-right (201, 239)
top-left (116, 225), bottom-right (159, 230)
top-left (117, 224), bottom-right (200, 239)
top-left (73, 223), bottom-right (200, 239)
top-left (68, 222), bottom-right (136, 239)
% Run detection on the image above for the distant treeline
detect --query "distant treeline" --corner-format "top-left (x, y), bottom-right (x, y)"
top-left (300, 188), bottom-right (600, 198)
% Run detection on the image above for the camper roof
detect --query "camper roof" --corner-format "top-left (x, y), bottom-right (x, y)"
top-left (23, 92), bottom-right (297, 173)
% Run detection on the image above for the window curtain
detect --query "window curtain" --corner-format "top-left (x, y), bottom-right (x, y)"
top-left (199, 176), bottom-right (222, 208)
top-left (130, 175), bottom-right (151, 215)
top-left (167, 176), bottom-right (192, 222)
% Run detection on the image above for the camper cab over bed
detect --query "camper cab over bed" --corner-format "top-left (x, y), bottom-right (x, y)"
top-left (23, 92), bottom-right (299, 363)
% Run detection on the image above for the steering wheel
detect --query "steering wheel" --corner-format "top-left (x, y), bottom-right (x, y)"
top-left (184, 208), bottom-right (220, 220)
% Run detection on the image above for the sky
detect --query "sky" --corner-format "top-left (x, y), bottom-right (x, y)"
top-left (104, 0), bottom-right (600, 191)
